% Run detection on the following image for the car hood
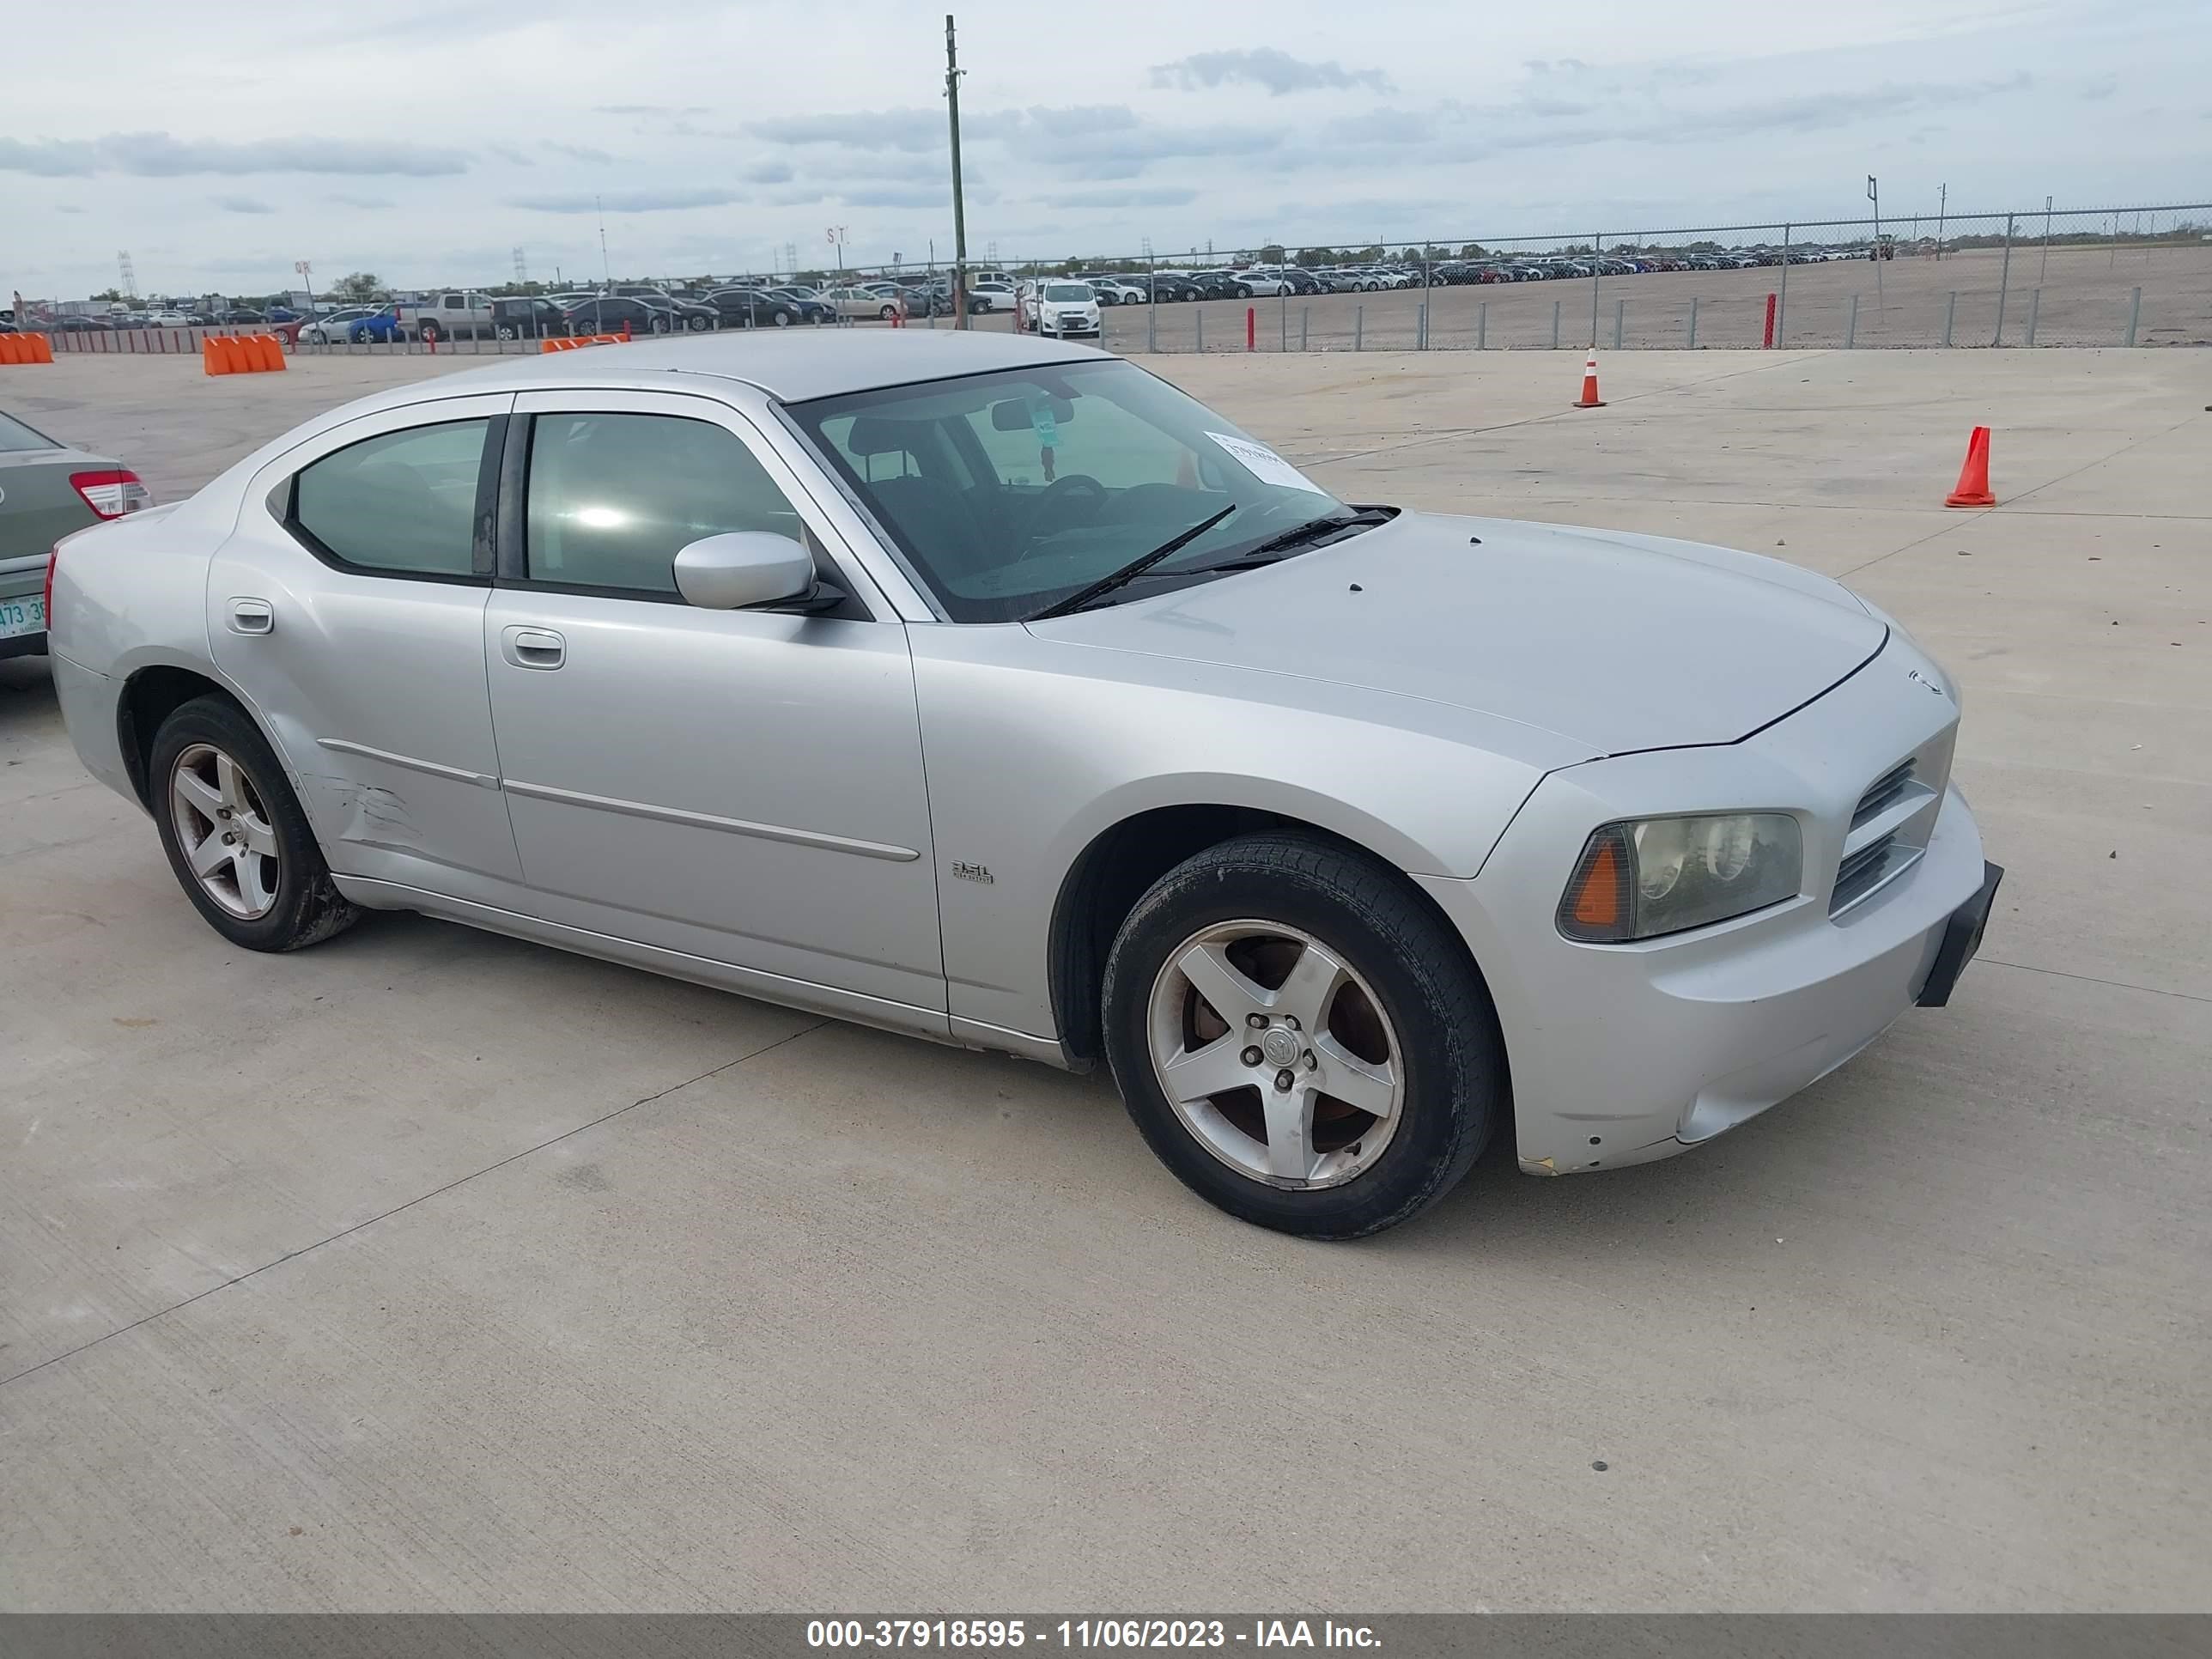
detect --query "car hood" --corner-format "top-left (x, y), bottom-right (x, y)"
top-left (1025, 510), bottom-right (1887, 755)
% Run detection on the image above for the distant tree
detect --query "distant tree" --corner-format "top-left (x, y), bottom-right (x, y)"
top-left (331, 271), bottom-right (384, 301)
top-left (1257, 244), bottom-right (1287, 265)
top-left (1457, 243), bottom-right (1489, 258)
top-left (1294, 247), bottom-right (1334, 267)
top-left (92, 287), bottom-right (126, 302)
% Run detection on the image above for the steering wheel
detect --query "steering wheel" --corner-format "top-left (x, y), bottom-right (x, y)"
top-left (1018, 473), bottom-right (1109, 556)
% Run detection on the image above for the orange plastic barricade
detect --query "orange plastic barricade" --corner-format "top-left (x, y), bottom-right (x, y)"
top-left (203, 336), bottom-right (231, 375)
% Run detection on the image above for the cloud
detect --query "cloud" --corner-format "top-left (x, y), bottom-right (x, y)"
top-left (488, 143), bottom-right (536, 167)
top-left (212, 194), bottom-right (275, 214)
top-left (513, 186), bottom-right (747, 212)
top-left (593, 103), bottom-right (709, 118)
top-left (331, 191), bottom-right (397, 209)
top-left (1044, 124), bottom-right (1283, 180)
top-left (542, 141), bottom-right (617, 164)
top-left (830, 185), bottom-right (949, 209)
top-left (1523, 58), bottom-right (1590, 76)
top-left (2079, 76), bottom-right (2118, 100)
top-left (0, 131), bottom-right (468, 178)
top-left (1150, 48), bottom-right (1393, 95)
top-left (1328, 109), bottom-right (1439, 145)
top-left (1054, 186), bottom-right (1200, 208)
top-left (748, 104), bottom-right (1138, 153)
top-left (750, 107), bottom-right (945, 152)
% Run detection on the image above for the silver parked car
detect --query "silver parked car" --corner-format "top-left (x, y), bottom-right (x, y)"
top-left (45, 334), bottom-right (1999, 1237)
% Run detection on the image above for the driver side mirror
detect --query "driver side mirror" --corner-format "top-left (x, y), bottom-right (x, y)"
top-left (672, 532), bottom-right (815, 610)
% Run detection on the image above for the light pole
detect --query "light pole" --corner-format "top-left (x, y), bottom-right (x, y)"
top-left (1867, 174), bottom-right (1884, 310)
top-left (1935, 182), bottom-right (1946, 261)
top-left (2040, 193), bottom-right (2053, 284)
top-left (945, 12), bottom-right (969, 329)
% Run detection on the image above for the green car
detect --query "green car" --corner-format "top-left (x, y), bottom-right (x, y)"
top-left (1, 410), bottom-right (149, 659)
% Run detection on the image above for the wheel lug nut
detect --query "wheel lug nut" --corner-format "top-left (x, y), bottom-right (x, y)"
top-left (1302, 1050), bottom-right (1316, 1069)
top-left (1241, 1046), bottom-right (1263, 1067)
top-left (1283, 1015), bottom-right (1300, 1031)
top-left (1274, 1069), bottom-right (1295, 1091)
top-left (1245, 1012), bottom-right (1267, 1030)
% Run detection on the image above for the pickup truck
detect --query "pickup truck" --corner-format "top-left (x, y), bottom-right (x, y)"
top-left (406, 290), bottom-right (495, 342)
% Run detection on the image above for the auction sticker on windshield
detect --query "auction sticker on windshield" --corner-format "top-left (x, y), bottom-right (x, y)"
top-left (1205, 432), bottom-right (1328, 495)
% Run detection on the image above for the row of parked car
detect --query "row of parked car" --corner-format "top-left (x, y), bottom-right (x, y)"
top-left (274, 239), bottom-right (1894, 349)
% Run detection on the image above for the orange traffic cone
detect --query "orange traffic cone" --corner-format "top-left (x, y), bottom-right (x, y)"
top-left (1572, 354), bottom-right (1605, 408)
top-left (1945, 426), bottom-right (1996, 507)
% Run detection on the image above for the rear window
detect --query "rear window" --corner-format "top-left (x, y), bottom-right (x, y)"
top-left (0, 412), bottom-right (58, 453)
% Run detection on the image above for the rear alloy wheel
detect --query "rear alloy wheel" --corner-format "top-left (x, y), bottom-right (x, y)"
top-left (688, 313), bottom-right (713, 331)
top-left (1103, 832), bottom-right (1501, 1238)
top-left (418, 320), bottom-right (441, 343)
top-left (150, 696), bottom-right (358, 952)
top-left (772, 310), bottom-right (793, 327)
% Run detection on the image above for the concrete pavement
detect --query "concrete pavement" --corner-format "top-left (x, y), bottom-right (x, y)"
top-left (2, 347), bottom-right (2207, 1611)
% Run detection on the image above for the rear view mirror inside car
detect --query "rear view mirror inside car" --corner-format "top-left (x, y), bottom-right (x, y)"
top-left (992, 395), bottom-right (1074, 431)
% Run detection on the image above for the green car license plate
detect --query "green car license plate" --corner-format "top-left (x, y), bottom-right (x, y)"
top-left (0, 594), bottom-right (46, 640)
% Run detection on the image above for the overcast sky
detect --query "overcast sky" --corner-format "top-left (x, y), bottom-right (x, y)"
top-left (4, 0), bottom-right (2207, 298)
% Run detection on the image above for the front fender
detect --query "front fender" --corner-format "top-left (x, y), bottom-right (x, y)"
top-left (909, 624), bottom-right (1557, 1042)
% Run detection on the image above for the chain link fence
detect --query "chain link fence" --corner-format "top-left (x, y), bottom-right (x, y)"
top-left (11, 203), bottom-right (2205, 359)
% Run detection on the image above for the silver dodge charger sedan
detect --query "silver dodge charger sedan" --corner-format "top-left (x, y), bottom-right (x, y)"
top-left (46, 333), bottom-right (2000, 1237)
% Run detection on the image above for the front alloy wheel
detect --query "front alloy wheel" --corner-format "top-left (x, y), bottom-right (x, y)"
top-left (1103, 831), bottom-right (1501, 1238)
top-left (1147, 921), bottom-right (1403, 1188)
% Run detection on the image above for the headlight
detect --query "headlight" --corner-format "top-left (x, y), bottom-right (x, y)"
top-left (1558, 813), bottom-right (1803, 942)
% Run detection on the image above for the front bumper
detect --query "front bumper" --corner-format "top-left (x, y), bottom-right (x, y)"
top-left (1416, 637), bottom-right (1996, 1175)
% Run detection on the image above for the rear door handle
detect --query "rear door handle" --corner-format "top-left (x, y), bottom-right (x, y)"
top-left (226, 597), bottom-right (274, 635)
top-left (501, 625), bottom-right (566, 670)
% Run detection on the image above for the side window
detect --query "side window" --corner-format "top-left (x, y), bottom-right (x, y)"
top-left (524, 412), bottom-right (804, 596)
top-left (441, 293), bottom-right (463, 309)
top-left (292, 419), bottom-right (489, 576)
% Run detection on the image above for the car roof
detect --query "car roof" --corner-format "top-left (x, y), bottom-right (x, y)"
top-left (327, 330), bottom-right (1113, 414)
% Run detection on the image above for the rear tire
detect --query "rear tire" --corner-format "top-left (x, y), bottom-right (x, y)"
top-left (149, 696), bottom-right (359, 953)
top-left (1102, 832), bottom-right (1501, 1238)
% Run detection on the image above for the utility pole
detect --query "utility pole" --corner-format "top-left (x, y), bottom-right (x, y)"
top-left (945, 13), bottom-right (970, 329)
top-left (1867, 174), bottom-right (1884, 311)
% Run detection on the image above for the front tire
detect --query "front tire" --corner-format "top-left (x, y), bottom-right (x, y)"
top-left (149, 696), bottom-right (359, 953)
top-left (1102, 832), bottom-right (1501, 1238)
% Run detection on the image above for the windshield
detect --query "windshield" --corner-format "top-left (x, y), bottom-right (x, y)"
top-left (789, 359), bottom-right (1347, 623)
top-left (1043, 283), bottom-right (1092, 301)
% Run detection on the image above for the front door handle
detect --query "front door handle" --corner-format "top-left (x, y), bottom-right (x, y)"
top-left (226, 597), bottom-right (274, 635)
top-left (501, 624), bottom-right (566, 670)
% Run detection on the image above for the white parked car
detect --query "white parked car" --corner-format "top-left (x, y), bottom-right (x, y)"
top-left (303, 307), bottom-right (384, 345)
top-left (1020, 281), bottom-right (1102, 338)
top-left (1235, 273), bottom-right (1294, 297)
top-left (43, 332), bottom-right (2000, 1238)
top-left (1088, 279), bottom-right (1149, 306)
top-left (966, 282), bottom-right (1018, 313)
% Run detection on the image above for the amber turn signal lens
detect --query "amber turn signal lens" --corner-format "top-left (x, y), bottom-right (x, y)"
top-left (1559, 823), bottom-right (1634, 942)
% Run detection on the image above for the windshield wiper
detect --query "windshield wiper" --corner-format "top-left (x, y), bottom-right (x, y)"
top-left (1026, 504), bottom-right (1239, 621)
top-left (1190, 506), bottom-right (1395, 571)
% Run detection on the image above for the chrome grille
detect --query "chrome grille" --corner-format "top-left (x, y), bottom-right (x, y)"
top-left (1832, 833), bottom-right (1900, 912)
top-left (1853, 759), bottom-right (1916, 828)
